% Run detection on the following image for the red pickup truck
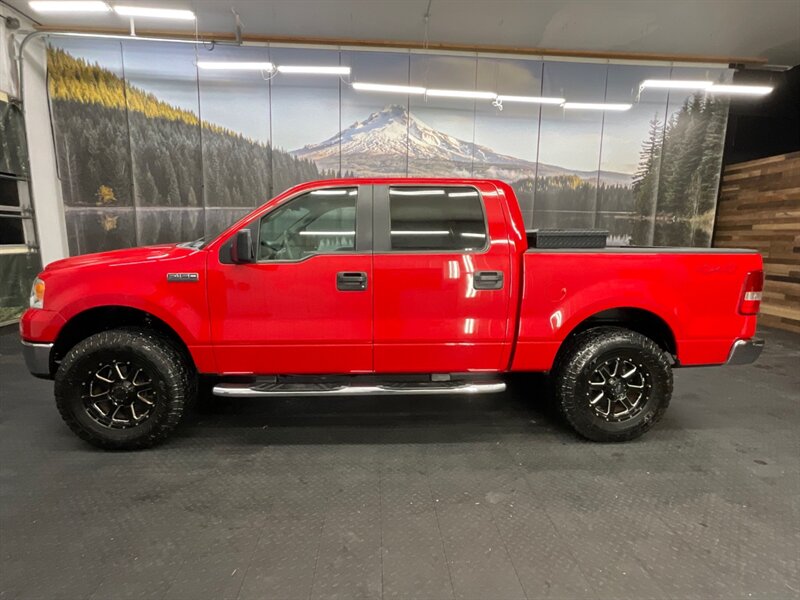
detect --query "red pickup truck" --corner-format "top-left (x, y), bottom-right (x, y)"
top-left (20, 178), bottom-right (764, 449)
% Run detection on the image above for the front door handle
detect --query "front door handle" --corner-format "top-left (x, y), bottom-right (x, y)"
top-left (473, 270), bottom-right (504, 290)
top-left (337, 271), bottom-right (368, 291)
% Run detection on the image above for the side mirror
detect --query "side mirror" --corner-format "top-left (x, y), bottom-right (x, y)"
top-left (230, 229), bottom-right (254, 264)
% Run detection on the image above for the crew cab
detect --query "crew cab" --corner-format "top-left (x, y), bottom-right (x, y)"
top-left (20, 178), bottom-right (764, 449)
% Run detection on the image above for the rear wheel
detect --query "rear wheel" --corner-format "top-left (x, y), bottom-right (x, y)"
top-left (552, 327), bottom-right (673, 442)
top-left (54, 329), bottom-right (191, 450)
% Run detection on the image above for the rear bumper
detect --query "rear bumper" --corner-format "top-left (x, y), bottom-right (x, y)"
top-left (726, 338), bottom-right (764, 366)
top-left (21, 340), bottom-right (53, 378)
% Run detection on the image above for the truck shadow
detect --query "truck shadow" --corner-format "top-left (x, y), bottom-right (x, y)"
top-left (177, 374), bottom-right (576, 445)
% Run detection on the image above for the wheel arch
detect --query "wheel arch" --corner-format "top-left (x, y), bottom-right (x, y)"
top-left (560, 307), bottom-right (678, 359)
top-left (51, 306), bottom-right (196, 376)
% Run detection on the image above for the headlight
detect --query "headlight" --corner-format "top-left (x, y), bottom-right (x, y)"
top-left (30, 277), bottom-right (45, 309)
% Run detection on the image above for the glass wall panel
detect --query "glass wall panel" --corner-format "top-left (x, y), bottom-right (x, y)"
top-left (122, 41), bottom-right (202, 212)
top-left (408, 54), bottom-right (480, 178)
top-left (534, 61), bottom-right (608, 229)
top-left (48, 38), bottom-right (132, 209)
top-left (122, 42), bottom-right (203, 249)
top-left (597, 64), bottom-right (671, 245)
top-left (271, 47), bottom-right (341, 193)
top-left (340, 50), bottom-right (411, 177)
top-left (198, 44), bottom-right (272, 213)
top-left (653, 66), bottom-right (733, 247)
top-left (474, 57), bottom-right (543, 224)
top-left (48, 38), bottom-right (136, 253)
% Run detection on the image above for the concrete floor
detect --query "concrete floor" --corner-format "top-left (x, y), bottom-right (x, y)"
top-left (0, 327), bottom-right (798, 600)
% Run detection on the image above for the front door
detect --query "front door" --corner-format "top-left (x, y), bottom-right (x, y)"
top-left (372, 183), bottom-right (514, 373)
top-left (208, 185), bottom-right (373, 375)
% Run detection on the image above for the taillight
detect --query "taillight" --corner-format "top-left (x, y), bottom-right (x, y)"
top-left (739, 270), bottom-right (764, 315)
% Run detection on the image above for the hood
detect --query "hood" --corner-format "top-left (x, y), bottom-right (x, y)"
top-left (45, 244), bottom-right (202, 272)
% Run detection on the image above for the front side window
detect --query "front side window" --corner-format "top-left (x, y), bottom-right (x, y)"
top-left (258, 188), bottom-right (357, 261)
top-left (389, 186), bottom-right (487, 252)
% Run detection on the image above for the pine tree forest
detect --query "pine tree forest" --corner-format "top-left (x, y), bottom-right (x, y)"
top-left (631, 94), bottom-right (729, 246)
top-left (47, 47), bottom-right (326, 253)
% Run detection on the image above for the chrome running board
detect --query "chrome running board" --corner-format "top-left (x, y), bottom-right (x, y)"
top-left (213, 380), bottom-right (506, 398)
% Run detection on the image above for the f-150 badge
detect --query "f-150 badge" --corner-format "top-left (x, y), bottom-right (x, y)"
top-left (166, 273), bottom-right (199, 282)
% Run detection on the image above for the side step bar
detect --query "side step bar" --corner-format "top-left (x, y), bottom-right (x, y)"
top-left (213, 380), bottom-right (506, 398)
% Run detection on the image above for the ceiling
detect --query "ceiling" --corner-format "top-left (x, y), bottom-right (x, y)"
top-left (4, 0), bottom-right (800, 66)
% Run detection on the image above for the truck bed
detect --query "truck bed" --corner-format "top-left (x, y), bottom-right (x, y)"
top-left (511, 248), bottom-right (762, 371)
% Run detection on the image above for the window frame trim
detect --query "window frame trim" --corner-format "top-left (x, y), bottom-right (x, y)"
top-left (253, 184), bottom-right (370, 264)
top-left (372, 183), bottom-right (490, 255)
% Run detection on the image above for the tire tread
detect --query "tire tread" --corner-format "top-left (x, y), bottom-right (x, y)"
top-left (552, 326), bottom-right (673, 442)
top-left (54, 328), bottom-right (191, 450)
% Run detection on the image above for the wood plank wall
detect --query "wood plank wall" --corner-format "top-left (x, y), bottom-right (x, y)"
top-left (714, 151), bottom-right (800, 333)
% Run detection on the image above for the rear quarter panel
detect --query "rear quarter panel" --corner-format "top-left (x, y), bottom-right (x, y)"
top-left (512, 249), bottom-right (762, 371)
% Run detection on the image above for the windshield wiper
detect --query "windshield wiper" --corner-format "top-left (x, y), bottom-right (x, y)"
top-left (179, 237), bottom-right (206, 249)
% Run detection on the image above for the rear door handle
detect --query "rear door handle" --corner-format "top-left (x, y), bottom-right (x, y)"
top-left (473, 270), bottom-right (504, 290)
top-left (337, 271), bottom-right (368, 291)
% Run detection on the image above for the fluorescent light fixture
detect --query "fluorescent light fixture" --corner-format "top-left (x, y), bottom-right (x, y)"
top-left (427, 89), bottom-right (497, 100)
top-left (562, 102), bottom-right (632, 111)
top-left (639, 79), bottom-right (713, 90)
top-left (496, 95), bottom-right (565, 105)
top-left (391, 230), bottom-right (450, 235)
top-left (29, 1), bottom-right (110, 12)
top-left (113, 5), bottom-right (195, 19)
top-left (197, 61), bottom-right (274, 71)
top-left (352, 82), bottom-right (426, 95)
top-left (277, 65), bottom-right (351, 75)
top-left (448, 191), bottom-right (478, 197)
top-left (460, 232), bottom-right (486, 238)
top-left (390, 189), bottom-right (445, 196)
top-left (298, 231), bottom-right (355, 236)
top-left (706, 84), bottom-right (773, 96)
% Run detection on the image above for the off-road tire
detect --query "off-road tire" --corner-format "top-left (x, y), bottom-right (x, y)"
top-left (54, 328), bottom-right (191, 450)
top-left (551, 327), bottom-right (673, 442)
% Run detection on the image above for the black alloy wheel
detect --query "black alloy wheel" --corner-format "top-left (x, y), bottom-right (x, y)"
top-left (551, 327), bottom-right (673, 442)
top-left (586, 353), bottom-right (652, 423)
top-left (55, 329), bottom-right (192, 450)
top-left (81, 358), bottom-right (160, 429)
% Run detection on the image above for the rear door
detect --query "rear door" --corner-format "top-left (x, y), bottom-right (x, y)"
top-left (208, 184), bottom-right (373, 375)
top-left (372, 183), bottom-right (514, 373)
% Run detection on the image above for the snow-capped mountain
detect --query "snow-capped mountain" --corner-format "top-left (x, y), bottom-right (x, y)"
top-left (291, 104), bottom-right (632, 186)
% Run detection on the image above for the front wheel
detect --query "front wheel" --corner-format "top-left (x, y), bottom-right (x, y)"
top-left (551, 327), bottom-right (673, 442)
top-left (54, 329), bottom-right (192, 450)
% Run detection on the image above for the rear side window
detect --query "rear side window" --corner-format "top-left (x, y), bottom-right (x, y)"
top-left (389, 186), bottom-right (486, 251)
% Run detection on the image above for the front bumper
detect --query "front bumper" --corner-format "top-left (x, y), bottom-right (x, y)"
top-left (21, 340), bottom-right (53, 378)
top-left (726, 338), bottom-right (764, 366)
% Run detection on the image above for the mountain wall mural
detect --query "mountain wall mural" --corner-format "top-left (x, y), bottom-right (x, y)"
top-left (292, 104), bottom-right (633, 187)
top-left (45, 40), bottom-right (730, 255)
